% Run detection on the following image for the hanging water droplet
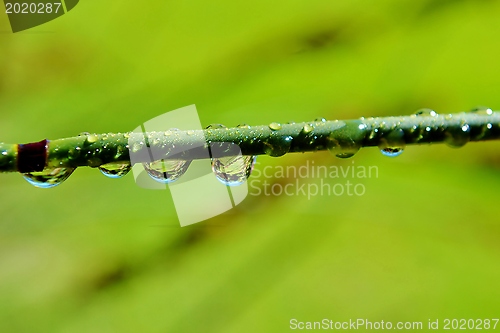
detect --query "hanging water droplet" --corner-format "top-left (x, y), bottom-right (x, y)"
top-left (414, 108), bottom-right (438, 117)
top-left (327, 134), bottom-right (361, 159)
top-left (444, 122), bottom-right (470, 148)
top-left (143, 159), bottom-right (191, 184)
top-left (378, 129), bottom-right (406, 157)
top-left (380, 148), bottom-right (403, 157)
top-left (263, 135), bottom-right (292, 157)
top-left (470, 106), bottom-right (493, 115)
top-left (99, 162), bottom-right (131, 178)
top-left (269, 122), bottom-right (282, 131)
top-left (23, 167), bottom-right (75, 188)
top-left (212, 155), bottom-right (257, 186)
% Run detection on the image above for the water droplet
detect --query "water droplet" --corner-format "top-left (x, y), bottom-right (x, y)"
top-left (444, 122), bottom-right (470, 148)
top-left (487, 123), bottom-right (493, 129)
top-left (212, 155), bottom-right (257, 186)
top-left (302, 124), bottom-right (314, 134)
top-left (1, 151), bottom-right (7, 156)
top-left (78, 132), bottom-right (90, 136)
top-left (23, 168), bottom-right (75, 188)
top-left (205, 124), bottom-right (226, 129)
top-left (414, 108), bottom-right (438, 117)
top-left (263, 135), bottom-right (292, 157)
top-left (143, 159), bottom-right (191, 184)
top-left (237, 123), bottom-right (250, 128)
top-left (269, 122), bottom-right (282, 131)
top-left (99, 162), bottom-right (131, 178)
top-left (315, 117), bottom-right (326, 123)
top-left (327, 135), bottom-right (361, 159)
top-left (87, 134), bottom-right (99, 143)
top-left (471, 106), bottom-right (493, 115)
top-left (378, 129), bottom-right (406, 157)
top-left (358, 123), bottom-right (368, 130)
top-left (187, 130), bottom-right (195, 135)
top-left (132, 141), bottom-right (144, 153)
top-left (380, 148), bottom-right (404, 157)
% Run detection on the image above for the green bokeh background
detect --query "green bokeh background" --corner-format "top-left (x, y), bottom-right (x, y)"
top-left (1, 1), bottom-right (500, 332)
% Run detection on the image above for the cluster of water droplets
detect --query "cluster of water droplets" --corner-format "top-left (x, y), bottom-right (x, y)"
top-left (21, 108), bottom-right (496, 187)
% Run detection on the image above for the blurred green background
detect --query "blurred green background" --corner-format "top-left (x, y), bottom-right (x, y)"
top-left (1, 0), bottom-right (500, 332)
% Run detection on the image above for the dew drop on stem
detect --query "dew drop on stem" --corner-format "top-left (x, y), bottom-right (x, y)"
top-left (212, 155), bottom-right (257, 186)
top-left (444, 122), bottom-right (470, 148)
top-left (470, 106), bottom-right (493, 116)
top-left (99, 162), bottom-right (131, 179)
top-left (414, 108), bottom-right (438, 117)
top-left (143, 159), bottom-right (191, 184)
top-left (327, 134), bottom-right (361, 159)
top-left (23, 167), bottom-right (75, 188)
top-left (268, 122), bottom-right (282, 131)
top-left (378, 128), bottom-right (406, 157)
top-left (263, 135), bottom-right (292, 157)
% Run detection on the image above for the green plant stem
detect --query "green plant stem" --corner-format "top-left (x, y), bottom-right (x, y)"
top-left (1, 111), bottom-right (499, 173)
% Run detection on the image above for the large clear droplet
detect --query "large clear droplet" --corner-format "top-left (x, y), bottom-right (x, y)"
top-left (143, 159), bottom-right (191, 184)
top-left (327, 135), bottom-right (361, 159)
top-left (212, 155), bottom-right (257, 186)
top-left (23, 167), bottom-right (75, 188)
top-left (99, 162), bottom-right (131, 179)
top-left (263, 135), bottom-right (292, 157)
top-left (378, 128), bottom-right (406, 157)
top-left (444, 122), bottom-right (470, 148)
